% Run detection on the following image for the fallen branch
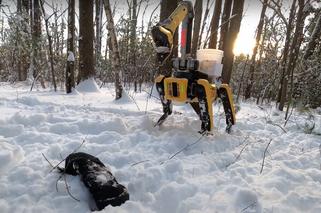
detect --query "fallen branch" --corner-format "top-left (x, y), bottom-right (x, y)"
top-left (42, 153), bottom-right (55, 168)
top-left (226, 136), bottom-right (250, 168)
top-left (160, 133), bottom-right (206, 165)
top-left (131, 160), bottom-right (150, 167)
top-left (266, 119), bottom-right (287, 133)
top-left (62, 172), bottom-right (80, 202)
top-left (55, 175), bottom-right (63, 192)
top-left (240, 201), bottom-right (257, 212)
top-left (319, 144), bottom-right (321, 170)
top-left (260, 139), bottom-right (273, 174)
top-left (168, 133), bottom-right (206, 160)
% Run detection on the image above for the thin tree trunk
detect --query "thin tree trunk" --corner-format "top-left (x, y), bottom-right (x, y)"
top-left (40, 0), bottom-right (57, 91)
top-left (221, 0), bottom-right (245, 84)
top-left (219, 0), bottom-right (233, 50)
top-left (95, 0), bottom-right (103, 77)
top-left (279, 0), bottom-right (306, 111)
top-left (277, 0), bottom-right (297, 104)
top-left (208, 0), bottom-right (222, 49)
top-left (282, 0), bottom-right (307, 114)
top-left (103, 0), bottom-right (123, 99)
top-left (304, 12), bottom-right (321, 60)
top-left (236, 54), bottom-right (249, 103)
top-left (244, 0), bottom-right (268, 100)
top-left (31, 0), bottom-right (42, 79)
top-left (66, 0), bottom-right (75, 93)
top-left (130, 0), bottom-right (138, 91)
top-left (197, 0), bottom-right (210, 49)
top-left (191, 0), bottom-right (202, 57)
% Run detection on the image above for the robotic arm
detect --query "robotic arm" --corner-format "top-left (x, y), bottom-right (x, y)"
top-left (151, 1), bottom-right (194, 63)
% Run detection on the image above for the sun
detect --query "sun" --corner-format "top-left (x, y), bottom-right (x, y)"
top-left (233, 33), bottom-right (256, 56)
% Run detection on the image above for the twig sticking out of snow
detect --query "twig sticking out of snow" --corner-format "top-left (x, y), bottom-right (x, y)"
top-left (42, 153), bottom-right (64, 192)
top-left (42, 139), bottom-right (86, 203)
top-left (160, 132), bottom-right (207, 165)
top-left (131, 160), bottom-right (151, 167)
top-left (42, 153), bottom-right (55, 168)
top-left (59, 153), bottom-right (80, 202)
top-left (240, 201), bottom-right (257, 212)
top-left (259, 105), bottom-right (287, 133)
top-left (62, 168), bottom-right (80, 202)
top-left (319, 144), bottom-right (321, 170)
top-left (266, 119), bottom-right (287, 133)
top-left (48, 139), bottom-right (86, 173)
top-left (260, 139), bottom-right (273, 174)
top-left (42, 153), bottom-right (77, 200)
top-left (225, 136), bottom-right (250, 168)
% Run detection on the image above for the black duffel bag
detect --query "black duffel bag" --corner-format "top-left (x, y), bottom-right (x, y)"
top-left (62, 152), bottom-right (129, 210)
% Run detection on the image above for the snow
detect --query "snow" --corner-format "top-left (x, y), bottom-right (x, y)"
top-left (75, 78), bottom-right (101, 93)
top-left (68, 51), bottom-right (75, 62)
top-left (0, 82), bottom-right (321, 213)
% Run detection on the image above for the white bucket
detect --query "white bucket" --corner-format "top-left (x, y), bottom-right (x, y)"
top-left (196, 49), bottom-right (223, 81)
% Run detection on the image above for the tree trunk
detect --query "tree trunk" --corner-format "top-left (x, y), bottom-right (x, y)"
top-left (95, 0), bottom-right (103, 77)
top-left (236, 54), bottom-right (249, 103)
top-left (280, 0), bottom-right (307, 112)
top-left (66, 0), bottom-right (75, 93)
top-left (244, 0), bottom-right (268, 100)
top-left (219, 0), bottom-right (233, 50)
top-left (78, 0), bottom-right (95, 82)
top-left (304, 13), bottom-right (321, 60)
top-left (31, 0), bottom-right (42, 79)
top-left (159, 0), bottom-right (178, 76)
top-left (221, 0), bottom-right (245, 84)
top-left (40, 0), bottom-right (57, 91)
top-left (198, 0), bottom-right (210, 48)
top-left (208, 0), bottom-right (222, 49)
top-left (277, 0), bottom-right (297, 104)
top-left (130, 0), bottom-right (138, 91)
top-left (191, 0), bottom-right (202, 57)
top-left (103, 0), bottom-right (123, 99)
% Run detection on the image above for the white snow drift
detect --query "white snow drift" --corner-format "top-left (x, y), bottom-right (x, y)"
top-left (0, 82), bottom-right (321, 213)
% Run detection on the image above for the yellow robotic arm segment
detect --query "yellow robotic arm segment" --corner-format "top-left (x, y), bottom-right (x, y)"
top-left (151, 1), bottom-right (193, 62)
top-left (162, 2), bottom-right (190, 34)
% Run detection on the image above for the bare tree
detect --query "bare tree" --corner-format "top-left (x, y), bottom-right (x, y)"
top-left (95, 0), bottom-right (103, 77)
top-left (281, 0), bottom-right (309, 114)
top-left (221, 0), bottom-right (245, 84)
top-left (244, 0), bottom-right (268, 100)
top-left (191, 0), bottom-right (202, 57)
top-left (31, 0), bottom-right (42, 80)
top-left (78, 0), bottom-right (95, 82)
top-left (103, 0), bottom-right (123, 99)
top-left (130, 0), bottom-right (138, 91)
top-left (304, 12), bottom-right (321, 60)
top-left (277, 0), bottom-right (297, 105)
top-left (40, 0), bottom-right (57, 91)
top-left (208, 0), bottom-right (223, 49)
top-left (279, 0), bottom-right (308, 111)
top-left (198, 0), bottom-right (211, 48)
top-left (219, 0), bottom-right (233, 50)
top-left (66, 0), bottom-right (75, 93)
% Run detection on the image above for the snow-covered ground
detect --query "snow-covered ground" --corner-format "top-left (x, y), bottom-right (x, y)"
top-left (0, 81), bottom-right (321, 213)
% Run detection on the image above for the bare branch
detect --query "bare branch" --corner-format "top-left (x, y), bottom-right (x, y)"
top-left (226, 136), bottom-right (250, 168)
top-left (261, 0), bottom-right (289, 27)
top-left (260, 139), bottom-right (273, 174)
top-left (63, 173), bottom-right (80, 202)
top-left (49, 139), bottom-right (86, 173)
